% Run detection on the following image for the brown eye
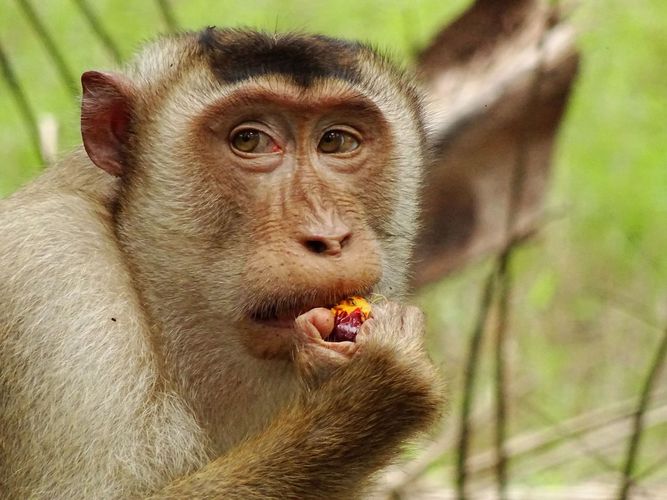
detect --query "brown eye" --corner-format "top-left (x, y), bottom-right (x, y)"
top-left (318, 130), bottom-right (359, 154)
top-left (230, 129), bottom-right (276, 154)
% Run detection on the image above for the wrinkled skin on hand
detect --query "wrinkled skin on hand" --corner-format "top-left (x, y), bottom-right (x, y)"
top-left (292, 302), bottom-right (436, 389)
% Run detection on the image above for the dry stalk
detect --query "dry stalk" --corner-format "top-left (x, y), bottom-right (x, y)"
top-left (71, 0), bottom-right (122, 63)
top-left (15, 0), bottom-right (78, 96)
top-left (0, 41), bottom-right (43, 163)
top-left (617, 327), bottom-right (667, 499)
top-left (155, 0), bottom-right (179, 33)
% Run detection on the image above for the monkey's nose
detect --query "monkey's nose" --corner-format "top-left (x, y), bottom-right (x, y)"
top-left (301, 230), bottom-right (351, 257)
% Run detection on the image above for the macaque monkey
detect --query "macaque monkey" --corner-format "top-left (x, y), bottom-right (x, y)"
top-left (0, 28), bottom-right (442, 498)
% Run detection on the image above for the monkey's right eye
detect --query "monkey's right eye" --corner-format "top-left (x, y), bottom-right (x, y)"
top-left (230, 129), bottom-right (277, 154)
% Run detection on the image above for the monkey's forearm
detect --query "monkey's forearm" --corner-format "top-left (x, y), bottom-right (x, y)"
top-left (150, 349), bottom-right (442, 499)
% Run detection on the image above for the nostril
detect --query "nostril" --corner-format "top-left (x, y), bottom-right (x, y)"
top-left (300, 227), bottom-right (352, 256)
top-left (304, 239), bottom-right (329, 254)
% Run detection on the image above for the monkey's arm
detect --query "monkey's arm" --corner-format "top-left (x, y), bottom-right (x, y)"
top-left (151, 306), bottom-right (442, 500)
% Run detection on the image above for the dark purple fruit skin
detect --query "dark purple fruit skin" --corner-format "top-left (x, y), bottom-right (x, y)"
top-left (326, 309), bottom-right (365, 343)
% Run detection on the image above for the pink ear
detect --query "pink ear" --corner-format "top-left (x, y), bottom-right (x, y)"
top-left (81, 71), bottom-right (133, 177)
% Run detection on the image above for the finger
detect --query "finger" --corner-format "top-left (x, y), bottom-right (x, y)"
top-left (403, 305), bottom-right (426, 338)
top-left (355, 317), bottom-right (376, 345)
top-left (322, 340), bottom-right (357, 356)
top-left (295, 307), bottom-right (335, 341)
top-left (294, 343), bottom-right (351, 381)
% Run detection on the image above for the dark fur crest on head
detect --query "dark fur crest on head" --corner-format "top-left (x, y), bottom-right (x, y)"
top-left (198, 27), bottom-right (366, 87)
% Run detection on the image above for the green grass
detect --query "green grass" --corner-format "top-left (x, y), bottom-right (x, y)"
top-left (2, 0), bottom-right (667, 490)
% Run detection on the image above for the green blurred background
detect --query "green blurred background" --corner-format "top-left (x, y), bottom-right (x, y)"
top-left (1, 0), bottom-right (666, 492)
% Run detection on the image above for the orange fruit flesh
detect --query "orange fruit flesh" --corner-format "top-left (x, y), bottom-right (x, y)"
top-left (330, 296), bottom-right (371, 319)
top-left (327, 296), bottom-right (371, 342)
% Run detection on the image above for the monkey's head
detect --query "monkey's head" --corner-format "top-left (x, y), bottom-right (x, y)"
top-left (81, 28), bottom-right (427, 359)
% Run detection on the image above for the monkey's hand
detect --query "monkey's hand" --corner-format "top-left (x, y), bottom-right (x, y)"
top-left (356, 302), bottom-right (431, 359)
top-left (293, 307), bottom-right (359, 382)
top-left (293, 302), bottom-right (438, 389)
top-left (151, 302), bottom-right (442, 499)
top-left (354, 302), bottom-right (442, 393)
top-left (288, 302), bottom-right (443, 493)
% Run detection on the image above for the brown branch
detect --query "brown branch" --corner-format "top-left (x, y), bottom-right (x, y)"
top-left (387, 402), bottom-right (667, 499)
top-left (509, 404), bottom-right (667, 484)
top-left (452, 398), bottom-right (667, 481)
top-left (594, 288), bottom-right (663, 333)
top-left (455, 265), bottom-right (497, 500)
top-left (490, 10), bottom-right (551, 499)
top-left (0, 41), bottom-right (43, 164)
top-left (71, 0), bottom-right (122, 64)
top-left (617, 326), bottom-right (667, 499)
top-left (521, 398), bottom-right (621, 474)
top-left (457, 13), bottom-right (553, 498)
top-left (155, 0), bottom-right (179, 33)
top-left (15, 0), bottom-right (78, 97)
top-left (492, 253), bottom-right (511, 500)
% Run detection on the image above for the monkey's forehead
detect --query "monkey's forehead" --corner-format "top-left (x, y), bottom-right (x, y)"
top-left (198, 28), bottom-right (366, 88)
top-left (128, 28), bottom-right (418, 102)
top-left (124, 28), bottom-right (427, 151)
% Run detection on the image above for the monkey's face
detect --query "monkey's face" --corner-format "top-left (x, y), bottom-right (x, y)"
top-left (184, 82), bottom-right (395, 357)
top-left (82, 30), bottom-right (426, 360)
top-left (121, 79), bottom-right (418, 359)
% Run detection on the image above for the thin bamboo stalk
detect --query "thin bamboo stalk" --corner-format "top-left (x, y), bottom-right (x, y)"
top-left (71, 0), bottom-right (122, 64)
top-left (15, 0), bottom-right (78, 96)
top-left (0, 41), bottom-right (43, 163)
top-left (617, 327), bottom-right (667, 499)
top-left (455, 266), bottom-right (497, 500)
top-left (156, 0), bottom-right (179, 32)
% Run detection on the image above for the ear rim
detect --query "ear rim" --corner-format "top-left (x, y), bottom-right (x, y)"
top-left (80, 70), bottom-right (134, 177)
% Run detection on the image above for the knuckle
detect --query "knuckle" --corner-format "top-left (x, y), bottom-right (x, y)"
top-left (371, 301), bottom-right (402, 320)
top-left (405, 306), bottom-right (425, 329)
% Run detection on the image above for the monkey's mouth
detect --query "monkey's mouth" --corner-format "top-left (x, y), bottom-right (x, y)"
top-left (249, 305), bottom-right (305, 328)
top-left (246, 289), bottom-right (370, 329)
top-left (248, 300), bottom-right (326, 329)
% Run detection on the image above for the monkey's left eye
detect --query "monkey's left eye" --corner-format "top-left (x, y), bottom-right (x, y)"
top-left (318, 130), bottom-right (360, 154)
top-left (230, 129), bottom-right (277, 154)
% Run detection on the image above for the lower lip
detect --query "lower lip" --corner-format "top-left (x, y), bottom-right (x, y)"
top-left (252, 318), bottom-right (295, 330)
